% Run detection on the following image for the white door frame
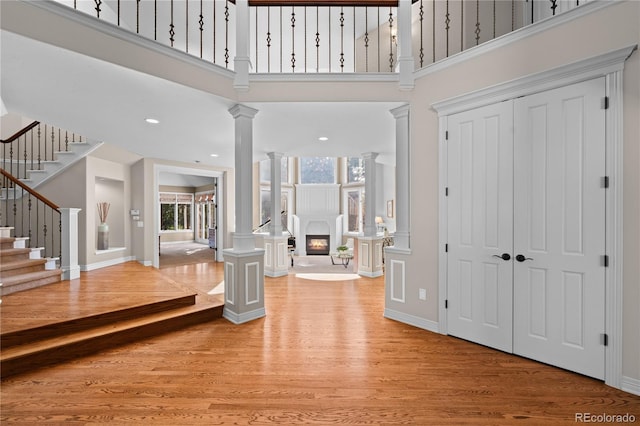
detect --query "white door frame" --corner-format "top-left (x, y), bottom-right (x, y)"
top-left (433, 45), bottom-right (636, 390)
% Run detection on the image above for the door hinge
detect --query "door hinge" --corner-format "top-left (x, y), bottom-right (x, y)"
top-left (445, 243), bottom-right (448, 253)
top-left (603, 176), bottom-right (609, 188)
top-left (602, 333), bottom-right (609, 346)
top-left (445, 131), bottom-right (449, 140)
top-left (603, 255), bottom-right (609, 267)
top-left (604, 96), bottom-right (609, 109)
top-left (445, 187), bottom-right (449, 197)
top-left (445, 299), bottom-right (448, 309)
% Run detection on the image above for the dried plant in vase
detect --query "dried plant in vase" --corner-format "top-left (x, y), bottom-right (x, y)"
top-left (97, 202), bottom-right (111, 250)
top-left (97, 202), bottom-right (110, 224)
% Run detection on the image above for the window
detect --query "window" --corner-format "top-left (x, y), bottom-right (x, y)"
top-left (259, 189), bottom-right (293, 232)
top-left (159, 193), bottom-right (193, 231)
top-left (299, 157), bottom-right (336, 184)
top-left (346, 157), bottom-right (365, 184)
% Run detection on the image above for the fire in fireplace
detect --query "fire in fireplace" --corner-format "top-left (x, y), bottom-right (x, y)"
top-left (306, 234), bottom-right (330, 255)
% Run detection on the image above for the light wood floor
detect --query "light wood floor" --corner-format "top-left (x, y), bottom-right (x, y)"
top-left (1, 261), bottom-right (639, 424)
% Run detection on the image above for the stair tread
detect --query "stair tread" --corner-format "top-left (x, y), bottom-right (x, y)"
top-left (0, 301), bottom-right (221, 361)
top-left (0, 248), bottom-right (31, 256)
top-left (1, 269), bottom-right (61, 286)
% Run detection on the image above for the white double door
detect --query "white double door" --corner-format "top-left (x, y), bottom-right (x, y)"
top-left (446, 78), bottom-right (606, 379)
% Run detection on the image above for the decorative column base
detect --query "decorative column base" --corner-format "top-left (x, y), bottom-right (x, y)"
top-left (263, 235), bottom-right (289, 277)
top-left (357, 236), bottom-right (384, 278)
top-left (222, 248), bottom-right (266, 324)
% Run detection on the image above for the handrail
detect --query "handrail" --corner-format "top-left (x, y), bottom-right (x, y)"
top-left (0, 169), bottom-right (60, 211)
top-left (0, 121), bottom-right (40, 144)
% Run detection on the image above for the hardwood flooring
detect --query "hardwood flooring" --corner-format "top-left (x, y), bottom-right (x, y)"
top-left (1, 261), bottom-right (639, 424)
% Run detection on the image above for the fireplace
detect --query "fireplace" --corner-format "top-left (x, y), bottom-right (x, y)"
top-left (306, 234), bottom-right (330, 255)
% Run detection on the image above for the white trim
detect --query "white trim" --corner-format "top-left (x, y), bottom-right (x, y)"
top-left (415, 0), bottom-right (621, 81)
top-left (432, 45), bottom-right (637, 116)
top-left (225, 262), bottom-right (235, 305)
top-left (223, 307), bottom-right (266, 325)
top-left (26, 0), bottom-right (234, 80)
top-left (250, 72), bottom-right (398, 83)
top-left (245, 261), bottom-right (261, 305)
top-left (389, 259), bottom-right (406, 303)
top-left (81, 255), bottom-right (136, 271)
top-left (384, 308), bottom-right (439, 334)
top-left (604, 69), bottom-right (625, 390)
top-left (437, 115), bottom-right (449, 335)
top-left (621, 376), bottom-right (640, 397)
top-left (435, 47), bottom-right (633, 390)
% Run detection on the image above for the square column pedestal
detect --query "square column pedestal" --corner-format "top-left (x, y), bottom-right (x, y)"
top-left (263, 235), bottom-right (289, 277)
top-left (357, 236), bottom-right (384, 278)
top-left (222, 248), bottom-right (266, 324)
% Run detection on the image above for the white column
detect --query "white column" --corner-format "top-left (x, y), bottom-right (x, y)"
top-left (60, 208), bottom-right (81, 280)
top-left (224, 104), bottom-right (266, 323)
top-left (268, 152), bottom-right (283, 236)
top-left (229, 104), bottom-right (259, 251)
top-left (362, 152), bottom-right (378, 237)
top-left (234, 0), bottom-right (251, 91)
top-left (397, 0), bottom-right (415, 91)
top-left (390, 104), bottom-right (410, 250)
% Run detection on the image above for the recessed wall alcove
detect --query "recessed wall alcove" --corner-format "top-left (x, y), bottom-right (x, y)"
top-left (95, 177), bottom-right (125, 251)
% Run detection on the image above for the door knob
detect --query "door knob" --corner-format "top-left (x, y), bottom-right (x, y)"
top-left (492, 253), bottom-right (511, 261)
top-left (515, 254), bottom-right (533, 262)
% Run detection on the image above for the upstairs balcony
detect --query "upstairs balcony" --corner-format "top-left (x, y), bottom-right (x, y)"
top-left (53, 0), bottom-right (594, 77)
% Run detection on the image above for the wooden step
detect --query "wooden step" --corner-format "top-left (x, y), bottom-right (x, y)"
top-left (0, 300), bottom-right (224, 378)
top-left (0, 268), bottom-right (62, 296)
top-left (0, 258), bottom-right (47, 278)
top-left (1, 294), bottom-right (197, 349)
top-left (0, 236), bottom-right (17, 250)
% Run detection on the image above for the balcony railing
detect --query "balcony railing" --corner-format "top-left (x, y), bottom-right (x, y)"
top-left (55, 0), bottom-right (591, 74)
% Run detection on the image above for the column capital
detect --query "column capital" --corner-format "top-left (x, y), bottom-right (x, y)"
top-left (390, 104), bottom-right (410, 119)
top-left (229, 104), bottom-right (259, 119)
top-left (361, 152), bottom-right (379, 161)
top-left (267, 151), bottom-right (284, 160)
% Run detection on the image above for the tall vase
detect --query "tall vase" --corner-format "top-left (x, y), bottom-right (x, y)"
top-left (98, 222), bottom-right (109, 250)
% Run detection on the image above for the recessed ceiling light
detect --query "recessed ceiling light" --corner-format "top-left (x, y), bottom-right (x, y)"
top-left (210, 154), bottom-right (219, 157)
top-left (145, 118), bottom-right (160, 124)
top-left (318, 136), bottom-right (329, 141)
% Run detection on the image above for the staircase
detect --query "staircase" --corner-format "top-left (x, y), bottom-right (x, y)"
top-left (0, 226), bottom-right (62, 297)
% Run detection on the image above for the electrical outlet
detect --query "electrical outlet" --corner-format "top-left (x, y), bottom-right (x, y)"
top-left (419, 288), bottom-right (427, 300)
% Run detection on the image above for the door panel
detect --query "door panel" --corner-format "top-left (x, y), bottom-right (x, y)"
top-left (513, 78), bottom-right (606, 380)
top-left (447, 101), bottom-right (514, 353)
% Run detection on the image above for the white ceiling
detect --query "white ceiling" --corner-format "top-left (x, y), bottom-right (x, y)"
top-left (1, 29), bottom-right (400, 170)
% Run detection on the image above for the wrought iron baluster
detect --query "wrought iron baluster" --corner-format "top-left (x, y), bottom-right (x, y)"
top-left (353, 7), bottom-right (356, 72)
top-left (58, 128), bottom-right (61, 152)
top-left (304, 7), bottom-right (308, 73)
top-left (432, 0), bottom-right (435, 63)
top-left (155, 0), bottom-right (158, 41)
top-left (550, 0), bottom-right (558, 16)
top-left (213, 0), bottom-right (216, 63)
top-left (44, 125), bottom-right (47, 164)
top-left (340, 8), bottom-right (345, 72)
top-left (280, 7), bottom-right (283, 72)
top-left (389, 8), bottom-right (394, 71)
top-left (23, 134), bottom-right (27, 179)
top-left (37, 124), bottom-right (42, 170)
top-left (255, 7), bottom-right (259, 71)
top-left (94, 0), bottom-right (102, 18)
top-left (315, 7), bottom-right (319, 72)
top-left (28, 195), bottom-right (32, 249)
top-left (267, 7), bottom-right (272, 73)
top-left (51, 126), bottom-right (55, 161)
top-left (291, 7), bottom-right (296, 72)
top-left (186, 0), bottom-right (189, 53)
top-left (531, 0), bottom-right (534, 24)
top-left (170, 0), bottom-right (175, 47)
top-left (117, 0), bottom-right (120, 26)
top-left (65, 132), bottom-right (69, 152)
top-left (200, 0), bottom-right (204, 59)
top-left (475, 0), bottom-right (481, 45)
top-left (461, 0), bottom-right (464, 53)
top-left (512, 0), bottom-right (515, 31)
top-left (329, 8), bottom-right (332, 72)
top-left (225, 0), bottom-right (229, 68)
top-left (493, 0), bottom-right (496, 38)
top-left (445, 0), bottom-right (450, 58)
top-left (30, 130), bottom-right (34, 171)
top-left (365, 7), bottom-right (369, 72)
top-left (136, 0), bottom-right (140, 33)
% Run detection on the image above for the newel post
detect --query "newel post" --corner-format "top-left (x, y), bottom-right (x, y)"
top-left (60, 208), bottom-right (81, 280)
top-left (397, 0), bottom-right (415, 91)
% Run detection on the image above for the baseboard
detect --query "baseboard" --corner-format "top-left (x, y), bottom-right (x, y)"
top-left (138, 260), bottom-right (153, 267)
top-left (383, 308), bottom-right (439, 334)
top-left (223, 307), bottom-right (266, 324)
top-left (621, 376), bottom-right (640, 396)
top-left (81, 256), bottom-right (136, 272)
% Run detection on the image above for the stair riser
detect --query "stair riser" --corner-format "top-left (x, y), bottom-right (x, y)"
top-left (0, 306), bottom-right (223, 379)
